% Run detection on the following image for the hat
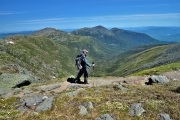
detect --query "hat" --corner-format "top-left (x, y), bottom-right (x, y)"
top-left (82, 49), bottom-right (88, 53)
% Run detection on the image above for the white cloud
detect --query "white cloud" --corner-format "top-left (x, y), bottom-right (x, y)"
top-left (0, 11), bottom-right (14, 15)
top-left (0, 11), bottom-right (27, 15)
top-left (16, 13), bottom-right (180, 24)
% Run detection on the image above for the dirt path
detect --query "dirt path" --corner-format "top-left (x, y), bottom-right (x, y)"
top-left (49, 76), bottom-right (148, 94)
top-left (7, 70), bottom-right (180, 98)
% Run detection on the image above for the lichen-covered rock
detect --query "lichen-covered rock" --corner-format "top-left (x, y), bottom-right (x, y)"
top-left (114, 84), bottom-right (128, 91)
top-left (148, 75), bottom-right (169, 84)
top-left (78, 105), bottom-right (88, 115)
top-left (84, 101), bottom-right (94, 109)
top-left (65, 88), bottom-right (84, 97)
top-left (129, 103), bottom-right (145, 116)
top-left (35, 96), bottom-right (55, 112)
top-left (18, 95), bottom-right (55, 112)
top-left (160, 113), bottom-right (171, 120)
top-left (0, 69), bottom-right (43, 95)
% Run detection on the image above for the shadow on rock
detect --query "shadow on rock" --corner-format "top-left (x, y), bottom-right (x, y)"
top-left (12, 80), bottom-right (31, 88)
top-left (67, 78), bottom-right (84, 84)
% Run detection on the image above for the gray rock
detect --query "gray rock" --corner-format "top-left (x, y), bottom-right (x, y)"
top-left (78, 105), bottom-right (88, 115)
top-left (95, 114), bottom-right (114, 120)
top-left (0, 73), bottom-right (38, 94)
top-left (129, 103), bottom-right (145, 116)
top-left (18, 95), bottom-right (44, 111)
top-left (160, 113), bottom-right (171, 120)
top-left (0, 87), bottom-right (12, 95)
top-left (67, 84), bottom-right (82, 89)
top-left (35, 96), bottom-right (55, 112)
top-left (0, 64), bottom-right (44, 95)
top-left (24, 95), bottom-right (44, 107)
top-left (13, 88), bottom-right (22, 95)
top-left (148, 75), bottom-right (169, 84)
top-left (114, 84), bottom-right (128, 91)
top-left (66, 88), bottom-right (84, 97)
top-left (18, 95), bottom-right (55, 112)
top-left (84, 101), bottom-right (94, 109)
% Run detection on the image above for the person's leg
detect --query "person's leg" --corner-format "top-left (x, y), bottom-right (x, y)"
top-left (75, 69), bottom-right (83, 82)
top-left (84, 68), bottom-right (89, 84)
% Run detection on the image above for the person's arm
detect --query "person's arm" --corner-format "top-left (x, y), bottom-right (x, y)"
top-left (83, 57), bottom-right (92, 67)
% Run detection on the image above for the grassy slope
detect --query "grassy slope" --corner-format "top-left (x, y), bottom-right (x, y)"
top-left (132, 61), bottom-right (180, 76)
top-left (105, 43), bottom-right (180, 77)
top-left (0, 35), bottom-right (73, 80)
top-left (0, 33), bottom-right (111, 80)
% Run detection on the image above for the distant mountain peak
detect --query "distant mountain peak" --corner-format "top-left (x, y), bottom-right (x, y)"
top-left (32, 27), bottom-right (58, 36)
top-left (93, 25), bottom-right (108, 30)
top-left (71, 25), bottom-right (112, 36)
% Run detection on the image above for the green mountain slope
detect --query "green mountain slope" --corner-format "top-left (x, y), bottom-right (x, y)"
top-left (0, 35), bottom-right (74, 80)
top-left (104, 43), bottom-right (180, 76)
top-left (71, 25), bottom-right (165, 52)
top-left (1, 27), bottom-right (179, 81)
top-left (32, 28), bottom-right (113, 59)
top-left (0, 28), bottom-right (113, 80)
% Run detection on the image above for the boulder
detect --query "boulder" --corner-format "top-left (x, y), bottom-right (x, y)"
top-left (160, 113), bottom-right (171, 120)
top-left (18, 95), bottom-right (55, 112)
top-left (0, 71), bottom-right (44, 95)
top-left (65, 88), bottom-right (84, 97)
top-left (147, 75), bottom-right (169, 85)
top-left (84, 101), bottom-right (94, 109)
top-left (129, 103), bottom-right (145, 116)
top-left (78, 105), bottom-right (88, 115)
top-left (114, 84), bottom-right (128, 91)
top-left (35, 96), bottom-right (55, 112)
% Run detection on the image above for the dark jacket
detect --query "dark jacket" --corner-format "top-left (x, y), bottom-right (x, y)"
top-left (80, 52), bottom-right (92, 68)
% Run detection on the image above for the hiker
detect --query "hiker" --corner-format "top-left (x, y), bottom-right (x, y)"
top-left (74, 49), bottom-right (95, 84)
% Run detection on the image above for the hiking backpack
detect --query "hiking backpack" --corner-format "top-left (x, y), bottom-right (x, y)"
top-left (75, 54), bottom-right (83, 70)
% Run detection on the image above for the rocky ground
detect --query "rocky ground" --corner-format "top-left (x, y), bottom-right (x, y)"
top-left (1, 69), bottom-right (180, 99)
top-left (0, 70), bottom-right (180, 119)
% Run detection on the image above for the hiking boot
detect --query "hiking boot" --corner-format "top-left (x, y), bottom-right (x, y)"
top-left (84, 82), bottom-right (89, 84)
top-left (84, 77), bottom-right (89, 84)
top-left (74, 78), bottom-right (81, 83)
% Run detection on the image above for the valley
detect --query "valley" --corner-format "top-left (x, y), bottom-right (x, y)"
top-left (0, 26), bottom-right (180, 120)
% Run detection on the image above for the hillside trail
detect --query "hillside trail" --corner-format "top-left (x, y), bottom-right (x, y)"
top-left (13, 69), bottom-right (180, 98)
top-left (12, 76), bottom-right (148, 98)
top-left (41, 69), bottom-right (180, 95)
top-left (45, 76), bottom-right (148, 94)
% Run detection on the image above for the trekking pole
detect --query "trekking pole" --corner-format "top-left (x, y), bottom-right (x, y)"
top-left (92, 62), bottom-right (94, 77)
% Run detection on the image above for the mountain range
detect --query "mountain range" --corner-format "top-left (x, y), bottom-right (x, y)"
top-left (0, 26), bottom-right (179, 81)
top-left (71, 25), bottom-right (165, 52)
top-left (0, 26), bottom-right (180, 120)
top-left (125, 26), bottom-right (180, 42)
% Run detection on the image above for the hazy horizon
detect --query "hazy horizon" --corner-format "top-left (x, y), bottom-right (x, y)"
top-left (0, 0), bottom-right (179, 33)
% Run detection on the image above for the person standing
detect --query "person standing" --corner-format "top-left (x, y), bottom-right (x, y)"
top-left (74, 49), bottom-right (95, 84)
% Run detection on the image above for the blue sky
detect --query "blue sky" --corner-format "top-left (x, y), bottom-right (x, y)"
top-left (0, 0), bottom-right (180, 32)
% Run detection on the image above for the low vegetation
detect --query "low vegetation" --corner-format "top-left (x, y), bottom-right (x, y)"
top-left (104, 43), bottom-right (180, 77)
top-left (0, 78), bottom-right (179, 120)
top-left (132, 61), bottom-right (180, 76)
